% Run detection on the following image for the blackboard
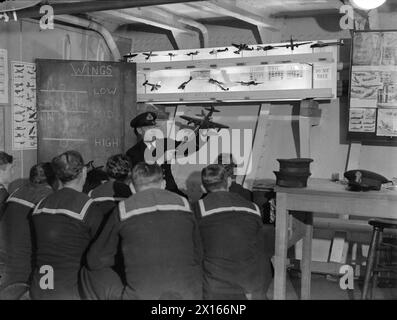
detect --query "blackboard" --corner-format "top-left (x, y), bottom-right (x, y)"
top-left (36, 59), bottom-right (136, 166)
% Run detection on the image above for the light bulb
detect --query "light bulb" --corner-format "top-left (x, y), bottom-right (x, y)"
top-left (350, 0), bottom-right (386, 10)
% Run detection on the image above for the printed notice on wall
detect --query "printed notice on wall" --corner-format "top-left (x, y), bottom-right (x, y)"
top-left (349, 108), bottom-right (376, 132)
top-left (11, 61), bottom-right (37, 150)
top-left (377, 108), bottom-right (397, 137)
top-left (0, 49), bottom-right (8, 104)
top-left (314, 66), bottom-right (331, 81)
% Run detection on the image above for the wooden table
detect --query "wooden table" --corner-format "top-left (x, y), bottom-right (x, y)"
top-left (274, 178), bottom-right (397, 300)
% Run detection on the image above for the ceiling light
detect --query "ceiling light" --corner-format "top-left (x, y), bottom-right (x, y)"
top-left (350, 0), bottom-right (386, 10)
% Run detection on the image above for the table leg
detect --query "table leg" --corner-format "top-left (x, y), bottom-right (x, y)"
top-left (274, 192), bottom-right (289, 300)
top-left (301, 212), bottom-right (313, 300)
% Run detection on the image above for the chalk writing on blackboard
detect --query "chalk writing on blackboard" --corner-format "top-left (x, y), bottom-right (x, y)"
top-left (70, 63), bottom-right (113, 77)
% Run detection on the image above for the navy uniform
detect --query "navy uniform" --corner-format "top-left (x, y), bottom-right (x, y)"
top-left (127, 112), bottom-right (200, 198)
top-left (30, 188), bottom-right (107, 300)
top-left (194, 191), bottom-right (271, 300)
top-left (88, 180), bottom-right (133, 283)
top-left (201, 181), bottom-right (253, 202)
top-left (0, 184), bottom-right (8, 219)
top-left (84, 188), bottom-right (203, 300)
top-left (0, 183), bottom-right (53, 296)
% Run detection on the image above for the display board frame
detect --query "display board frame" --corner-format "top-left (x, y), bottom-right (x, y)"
top-left (348, 29), bottom-right (397, 146)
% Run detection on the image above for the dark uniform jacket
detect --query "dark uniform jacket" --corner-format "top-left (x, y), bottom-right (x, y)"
top-left (30, 188), bottom-right (107, 300)
top-left (126, 139), bottom-right (186, 196)
top-left (201, 181), bottom-right (253, 202)
top-left (87, 188), bottom-right (203, 300)
top-left (0, 183), bottom-right (53, 291)
top-left (194, 191), bottom-right (269, 298)
top-left (88, 180), bottom-right (133, 282)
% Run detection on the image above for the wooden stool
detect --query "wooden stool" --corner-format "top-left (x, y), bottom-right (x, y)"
top-left (362, 218), bottom-right (397, 299)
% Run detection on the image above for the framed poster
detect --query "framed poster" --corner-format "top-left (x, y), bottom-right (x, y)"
top-left (348, 30), bottom-right (397, 145)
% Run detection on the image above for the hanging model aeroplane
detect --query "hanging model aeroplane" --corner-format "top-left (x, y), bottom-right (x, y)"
top-left (208, 78), bottom-right (229, 91)
top-left (232, 43), bottom-right (254, 54)
top-left (178, 76), bottom-right (193, 90)
top-left (142, 51), bottom-right (158, 60)
top-left (236, 80), bottom-right (263, 86)
top-left (209, 48), bottom-right (229, 55)
top-left (142, 80), bottom-right (161, 92)
top-left (179, 106), bottom-right (229, 131)
top-left (186, 50), bottom-right (200, 56)
top-left (123, 52), bottom-right (139, 59)
top-left (310, 39), bottom-right (344, 48)
top-left (275, 36), bottom-right (312, 51)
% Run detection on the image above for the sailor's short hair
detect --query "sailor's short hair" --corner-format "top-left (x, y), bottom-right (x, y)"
top-left (106, 154), bottom-right (132, 181)
top-left (201, 164), bottom-right (228, 192)
top-left (52, 150), bottom-right (85, 183)
top-left (132, 162), bottom-right (163, 189)
top-left (0, 151), bottom-right (13, 168)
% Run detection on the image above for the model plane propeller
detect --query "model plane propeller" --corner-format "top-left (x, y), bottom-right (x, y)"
top-left (232, 43), bottom-right (254, 54)
top-left (142, 80), bottom-right (161, 92)
top-left (310, 39), bottom-right (344, 48)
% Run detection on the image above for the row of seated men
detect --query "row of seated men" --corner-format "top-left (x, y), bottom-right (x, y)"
top-left (0, 150), bottom-right (273, 300)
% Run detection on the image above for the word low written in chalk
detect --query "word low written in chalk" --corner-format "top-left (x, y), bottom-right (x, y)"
top-left (93, 88), bottom-right (117, 95)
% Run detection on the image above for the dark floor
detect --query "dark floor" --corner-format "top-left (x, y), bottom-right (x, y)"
top-left (266, 271), bottom-right (397, 300)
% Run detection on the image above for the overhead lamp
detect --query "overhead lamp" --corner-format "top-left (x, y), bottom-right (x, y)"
top-left (350, 0), bottom-right (386, 10)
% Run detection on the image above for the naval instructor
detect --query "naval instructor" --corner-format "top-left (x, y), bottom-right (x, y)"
top-left (127, 111), bottom-right (200, 198)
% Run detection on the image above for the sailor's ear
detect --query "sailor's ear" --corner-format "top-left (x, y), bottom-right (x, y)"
top-left (200, 184), bottom-right (207, 193)
top-left (226, 176), bottom-right (232, 190)
top-left (160, 179), bottom-right (166, 190)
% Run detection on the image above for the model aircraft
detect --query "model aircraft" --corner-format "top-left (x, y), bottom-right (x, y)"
top-left (142, 51), bottom-right (158, 60)
top-left (179, 106), bottom-right (229, 131)
top-left (26, 82), bottom-right (35, 89)
top-left (166, 53), bottom-right (177, 58)
top-left (14, 88), bottom-right (24, 94)
top-left (14, 110), bottom-right (25, 115)
top-left (14, 68), bottom-right (24, 74)
top-left (123, 52), bottom-right (139, 59)
top-left (232, 43), bottom-right (254, 54)
top-left (209, 48), bottom-right (229, 55)
top-left (29, 127), bottom-right (35, 135)
top-left (310, 40), bottom-right (344, 48)
top-left (275, 37), bottom-right (312, 51)
top-left (186, 51), bottom-right (199, 56)
top-left (256, 45), bottom-right (281, 51)
top-left (15, 133), bottom-right (25, 138)
top-left (178, 76), bottom-right (193, 90)
top-left (236, 80), bottom-right (263, 86)
top-left (15, 127), bottom-right (25, 131)
top-left (208, 78), bottom-right (229, 91)
top-left (14, 83), bottom-right (23, 88)
top-left (142, 80), bottom-right (161, 92)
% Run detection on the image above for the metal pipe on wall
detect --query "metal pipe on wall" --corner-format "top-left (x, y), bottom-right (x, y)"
top-left (55, 15), bottom-right (121, 61)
